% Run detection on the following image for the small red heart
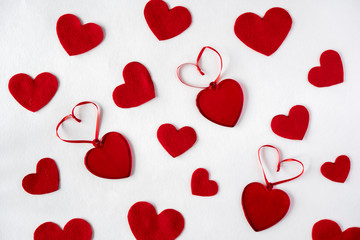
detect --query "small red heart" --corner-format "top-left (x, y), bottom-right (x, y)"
top-left (271, 105), bottom-right (309, 140)
top-left (191, 168), bottom-right (218, 197)
top-left (56, 14), bottom-right (103, 56)
top-left (22, 158), bottom-right (59, 195)
top-left (157, 123), bottom-right (197, 158)
top-left (242, 182), bottom-right (290, 232)
top-left (113, 62), bottom-right (155, 108)
top-left (34, 218), bottom-right (92, 240)
top-left (8, 72), bottom-right (58, 112)
top-left (234, 7), bottom-right (292, 56)
top-left (196, 79), bottom-right (244, 127)
top-left (128, 201), bottom-right (185, 240)
top-left (308, 50), bottom-right (344, 87)
top-left (321, 155), bottom-right (350, 183)
top-left (85, 132), bottom-right (132, 179)
top-left (312, 219), bottom-right (360, 240)
top-left (144, 0), bottom-right (192, 40)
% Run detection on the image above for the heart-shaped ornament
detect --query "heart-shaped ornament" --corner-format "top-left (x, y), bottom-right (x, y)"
top-left (321, 155), bottom-right (350, 183)
top-left (191, 168), bottom-right (218, 197)
top-left (312, 219), bottom-right (360, 240)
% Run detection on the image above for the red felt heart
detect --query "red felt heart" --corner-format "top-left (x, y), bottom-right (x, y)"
top-left (321, 155), bottom-right (350, 183)
top-left (85, 132), bottom-right (132, 179)
top-left (242, 182), bottom-right (290, 232)
top-left (308, 50), bottom-right (344, 87)
top-left (271, 105), bottom-right (309, 140)
top-left (22, 158), bottom-right (59, 195)
top-left (8, 72), bottom-right (58, 112)
top-left (128, 201), bottom-right (185, 240)
top-left (157, 123), bottom-right (197, 158)
top-left (56, 14), bottom-right (103, 56)
top-left (34, 218), bottom-right (92, 240)
top-left (191, 168), bottom-right (218, 197)
top-left (144, 0), bottom-right (192, 40)
top-left (234, 7), bottom-right (292, 56)
top-left (196, 79), bottom-right (244, 127)
top-left (312, 219), bottom-right (360, 240)
top-left (113, 62), bottom-right (155, 108)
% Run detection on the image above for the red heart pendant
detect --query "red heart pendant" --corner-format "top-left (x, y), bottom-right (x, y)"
top-left (22, 158), bottom-right (59, 195)
top-left (308, 50), bottom-right (344, 87)
top-left (234, 7), bottom-right (292, 56)
top-left (312, 219), bottom-right (360, 240)
top-left (56, 14), bottom-right (103, 56)
top-left (8, 72), bottom-right (58, 112)
top-left (34, 218), bottom-right (92, 240)
top-left (191, 168), bottom-right (218, 197)
top-left (144, 0), bottom-right (192, 40)
top-left (113, 62), bottom-right (155, 108)
top-left (321, 155), bottom-right (350, 183)
top-left (128, 201), bottom-right (185, 240)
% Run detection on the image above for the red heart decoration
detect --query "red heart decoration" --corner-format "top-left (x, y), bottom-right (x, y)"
top-left (144, 0), bottom-right (192, 40)
top-left (34, 218), bottom-right (92, 240)
top-left (321, 155), bottom-right (350, 183)
top-left (312, 219), bottom-right (360, 240)
top-left (308, 50), bottom-right (344, 87)
top-left (128, 201), bottom-right (185, 240)
top-left (157, 123), bottom-right (197, 158)
top-left (56, 14), bottom-right (103, 56)
top-left (22, 158), bottom-right (59, 195)
top-left (234, 7), bottom-right (292, 56)
top-left (113, 62), bottom-right (155, 108)
top-left (242, 182), bottom-right (290, 232)
top-left (191, 168), bottom-right (218, 197)
top-left (85, 132), bottom-right (132, 179)
top-left (196, 79), bottom-right (244, 127)
top-left (8, 72), bottom-right (58, 112)
top-left (271, 105), bottom-right (309, 140)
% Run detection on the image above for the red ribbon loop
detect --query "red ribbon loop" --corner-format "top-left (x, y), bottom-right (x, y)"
top-left (56, 101), bottom-right (101, 147)
top-left (176, 46), bottom-right (223, 89)
top-left (258, 145), bottom-right (304, 190)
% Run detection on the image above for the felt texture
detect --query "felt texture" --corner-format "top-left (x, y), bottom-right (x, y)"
top-left (157, 123), bottom-right (197, 158)
top-left (234, 7), bottom-right (292, 56)
top-left (191, 168), bottom-right (218, 197)
top-left (144, 0), bottom-right (191, 41)
top-left (85, 132), bottom-right (132, 179)
top-left (321, 155), bottom-right (350, 183)
top-left (242, 182), bottom-right (290, 232)
top-left (312, 219), bottom-right (360, 240)
top-left (22, 158), bottom-right (59, 195)
top-left (308, 50), bottom-right (344, 87)
top-left (34, 218), bottom-right (92, 240)
top-left (113, 62), bottom-right (155, 108)
top-left (128, 201), bottom-right (185, 240)
top-left (8, 72), bottom-right (58, 112)
top-left (271, 105), bottom-right (309, 140)
top-left (56, 14), bottom-right (103, 56)
top-left (196, 79), bottom-right (244, 127)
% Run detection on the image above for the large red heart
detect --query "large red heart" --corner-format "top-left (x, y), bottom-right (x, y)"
top-left (22, 158), bottom-right (59, 195)
top-left (157, 123), bottom-right (197, 158)
top-left (312, 219), bottom-right (360, 240)
top-left (144, 0), bottom-right (192, 40)
top-left (234, 7), bottom-right (292, 56)
top-left (196, 79), bottom-right (244, 127)
top-left (308, 50), bottom-right (344, 87)
top-left (242, 182), bottom-right (290, 232)
top-left (191, 168), bottom-right (218, 197)
top-left (271, 105), bottom-right (309, 140)
top-left (128, 201), bottom-right (185, 240)
top-left (56, 14), bottom-right (103, 56)
top-left (113, 62), bottom-right (155, 108)
top-left (85, 132), bottom-right (132, 179)
top-left (321, 155), bottom-right (350, 183)
top-left (8, 72), bottom-right (58, 112)
top-left (34, 218), bottom-right (92, 240)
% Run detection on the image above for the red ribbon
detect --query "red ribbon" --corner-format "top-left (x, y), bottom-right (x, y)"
top-left (258, 145), bottom-right (304, 190)
top-left (176, 46), bottom-right (223, 89)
